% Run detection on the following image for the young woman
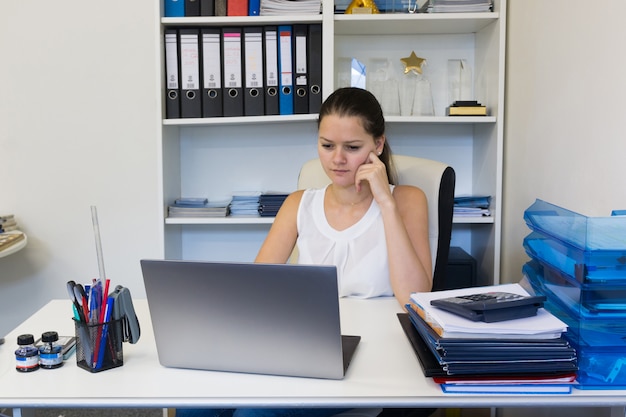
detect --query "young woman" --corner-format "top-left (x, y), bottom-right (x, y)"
top-left (176, 87), bottom-right (432, 417)
top-left (256, 86), bottom-right (432, 307)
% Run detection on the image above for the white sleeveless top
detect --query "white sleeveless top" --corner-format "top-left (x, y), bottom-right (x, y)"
top-left (296, 186), bottom-right (394, 299)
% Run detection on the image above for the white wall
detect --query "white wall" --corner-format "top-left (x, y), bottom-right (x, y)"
top-left (502, 0), bottom-right (626, 282)
top-left (0, 1), bottom-right (163, 336)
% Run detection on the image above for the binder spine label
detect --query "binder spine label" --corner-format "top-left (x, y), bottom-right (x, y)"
top-left (244, 31), bottom-right (263, 88)
top-left (202, 33), bottom-right (222, 89)
top-left (295, 35), bottom-right (307, 86)
top-left (223, 32), bottom-right (243, 88)
top-left (180, 34), bottom-right (200, 90)
top-left (165, 33), bottom-right (179, 90)
top-left (279, 31), bottom-right (292, 87)
top-left (265, 30), bottom-right (279, 87)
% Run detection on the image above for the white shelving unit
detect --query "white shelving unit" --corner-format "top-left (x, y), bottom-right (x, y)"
top-left (158, 0), bottom-right (506, 284)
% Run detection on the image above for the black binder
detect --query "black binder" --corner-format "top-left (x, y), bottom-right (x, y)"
top-left (185, 0), bottom-right (201, 15)
top-left (201, 28), bottom-right (223, 118)
top-left (164, 29), bottom-right (180, 119)
top-left (307, 24), bottom-right (322, 114)
top-left (179, 28), bottom-right (202, 118)
top-left (263, 26), bottom-right (279, 115)
top-left (222, 27), bottom-right (244, 117)
top-left (200, 0), bottom-right (215, 15)
top-left (243, 26), bottom-right (265, 116)
top-left (292, 24), bottom-right (309, 114)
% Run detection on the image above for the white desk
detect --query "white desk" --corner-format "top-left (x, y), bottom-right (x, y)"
top-left (1, 299), bottom-right (626, 415)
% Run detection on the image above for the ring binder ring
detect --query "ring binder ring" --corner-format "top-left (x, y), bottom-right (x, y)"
top-left (207, 90), bottom-right (218, 99)
top-left (228, 88), bottom-right (239, 98)
top-left (296, 88), bottom-right (306, 98)
top-left (268, 87), bottom-right (277, 97)
top-left (310, 85), bottom-right (320, 95)
top-left (282, 86), bottom-right (291, 95)
top-left (168, 91), bottom-right (178, 100)
top-left (186, 91), bottom-right (196, 100)
top-left (249, 89), bottom-right (259, 98)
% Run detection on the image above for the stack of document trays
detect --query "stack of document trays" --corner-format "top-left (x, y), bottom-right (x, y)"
top-left (521, 199), bottom-right (626, 389)
top-left (402, 283), bottom-right (577, 394)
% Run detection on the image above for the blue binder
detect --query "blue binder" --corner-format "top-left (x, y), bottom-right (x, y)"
top-left (277, 25), bottom-right (293, 115)
top-left (164, 0), bottom-right (185, 16)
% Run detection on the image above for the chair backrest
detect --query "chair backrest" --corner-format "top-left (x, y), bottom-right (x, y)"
top-left (297, 155), bottom-right (455, 291)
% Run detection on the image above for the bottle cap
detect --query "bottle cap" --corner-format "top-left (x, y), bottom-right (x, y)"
top-left (17, 334), bottom-right (35, 345)
top-left (41, 331), bottom-right (59, 343)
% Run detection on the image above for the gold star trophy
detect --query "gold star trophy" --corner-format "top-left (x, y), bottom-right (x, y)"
top-left (345, 0), bottom-right (380, 14)
top-left (399, 51), bottom-right (434, 116)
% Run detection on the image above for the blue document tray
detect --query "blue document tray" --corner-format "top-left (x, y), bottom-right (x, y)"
top-left (522, 261), bottom-right (626, 347)
top-left (524, 199), bottom-right (626, 283)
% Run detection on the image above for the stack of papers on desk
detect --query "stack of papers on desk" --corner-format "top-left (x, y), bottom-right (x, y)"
top-left (399, 283), bottom-right (577, 394)
top-left (168, 198), bottom-right (230, 218)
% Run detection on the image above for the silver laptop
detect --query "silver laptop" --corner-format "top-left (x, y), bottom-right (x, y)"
top-left (140, 259), bottom-right (360, 380)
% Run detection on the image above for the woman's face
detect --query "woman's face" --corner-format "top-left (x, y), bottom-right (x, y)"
top-left (317, 114), bottom-right (383, 188)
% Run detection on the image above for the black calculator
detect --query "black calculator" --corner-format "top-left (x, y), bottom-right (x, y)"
top-left (430, 292), bottom-right (547, 323)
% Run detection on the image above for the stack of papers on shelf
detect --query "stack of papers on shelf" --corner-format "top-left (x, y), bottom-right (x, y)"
top-left (229, 192), bottom-right (262, 217)
top-left (420, 0), bottom-right (493, 13)
top-left (258, 192), bottom-right (290, 217)
top-left (453, 195), bottom-right (491, 217)
top-left (260, 0), bottom-right (322, 15)
top-left (0, 214), bottom-right (18, 232)
top-left (168, 198), bottom-right (230, 218)
top-left (399, 283), bottom-right (577, 394)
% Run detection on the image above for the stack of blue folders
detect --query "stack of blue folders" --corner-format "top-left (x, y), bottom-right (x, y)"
top-left (400, 283), bottom-right (577, 394)
top-left (258, 193), bottom-right (289, 217)
top-left (229, 193), bottom-right (262, 217)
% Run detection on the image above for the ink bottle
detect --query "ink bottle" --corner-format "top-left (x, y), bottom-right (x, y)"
top-left (38, 331), bottom-right (64, 369)
top-left (15, 334), bottom-right (40, 372)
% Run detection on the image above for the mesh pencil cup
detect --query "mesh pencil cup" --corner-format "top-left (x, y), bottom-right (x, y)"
top-left (74, 318), bottom-right (124, 372)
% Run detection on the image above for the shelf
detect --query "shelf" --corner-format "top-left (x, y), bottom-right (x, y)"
top-left (333, 12), bottom-right (499, 35)
top-left (166, 216), bottom-right (494, 225)
top-left (163, 114), bottom-right (317, 126)
top-left (163, 115), bottom-right (495, 127)
top-left (162, 15), bottom-right (323, 26)
top-left (0, 231), bottom-right (27, 258)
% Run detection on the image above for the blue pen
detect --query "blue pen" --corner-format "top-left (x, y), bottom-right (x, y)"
top-left (95, 296), bottom-right (115, 369)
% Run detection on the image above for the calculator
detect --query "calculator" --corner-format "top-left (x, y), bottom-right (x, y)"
top-left (430, 291), bottom-right (547, 323)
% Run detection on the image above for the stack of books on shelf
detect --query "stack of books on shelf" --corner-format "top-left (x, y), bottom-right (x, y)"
top-left (258, 192), bottom-right (290, 217)
top-left (399, 283), bottom-right (578, 394)
top-left (260, 0), bottom-right (322, 15)
top-left (168, 198), bottom-right (230, 218)
top-left (521, 199), bottom-right (626, 389)
top-left (0, 214), bottom-right (18, 232)
top-left (420, 0), bottom-right (493, 13)
top-left (446, 100), bottom-right (487, 116)
top-left (453, 195), bottom-right (491, 217)
top-left (229, 192), bottom-right (262, 217)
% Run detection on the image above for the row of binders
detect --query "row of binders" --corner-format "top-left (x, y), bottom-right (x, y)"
top-left (164, 24), bottom-right (322, 119)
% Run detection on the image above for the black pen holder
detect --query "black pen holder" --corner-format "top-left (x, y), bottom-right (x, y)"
top-left (74, 318), bottom-right (124, 373)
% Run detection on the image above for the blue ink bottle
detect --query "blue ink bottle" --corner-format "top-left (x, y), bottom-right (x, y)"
top-left (39, 331), bottom-right (64, 369)
top-left (15, 334), bottom-right (40, 372)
